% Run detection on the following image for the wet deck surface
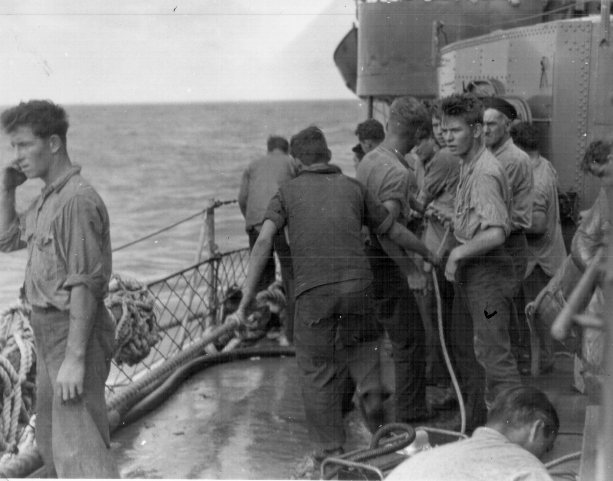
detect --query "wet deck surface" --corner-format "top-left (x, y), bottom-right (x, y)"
top-left (113, 355), bottom-right (314, 479)
top-left (112, 350), bottom-right (588, 479)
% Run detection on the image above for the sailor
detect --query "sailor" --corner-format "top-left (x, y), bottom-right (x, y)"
top-left (354, 118), bottom-right (385, 156)
top-left (236, 126), bottom-right (439, 476)
top-left (482, 97), bottom-right (534, 349)
top-left (387, 386), bottom-right (558, 481)
top-left (570, 140), bottom-right (613, 395)
top-left (0, 100), bottom-right (119, 478)
top-left (356, 97), bottom-right (434, 424)
top-left (510, 122), bottom-right (567, 374)
top-left (415, 101), bottom-right (462, 392)
top-left (440, 93), bottom-right (521, 431)
top-left (351, 143), bottom-right (366, 169)
top-left (238, 135), bottom-right (298, 342)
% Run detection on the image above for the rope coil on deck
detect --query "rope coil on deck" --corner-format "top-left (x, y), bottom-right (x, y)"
top-left (0, 304), bottom-right (36, 455)
top-left (106, 274), bottom-right (162, 366)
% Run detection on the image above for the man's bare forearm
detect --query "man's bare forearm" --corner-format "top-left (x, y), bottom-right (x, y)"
top-left (386, 222), bottom-right (434, 262)
top-left (67, 284), bottom-right (98, 361)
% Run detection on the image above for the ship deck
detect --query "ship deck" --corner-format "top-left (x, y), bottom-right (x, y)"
top-left (112, 346), bottom-right (588, 479)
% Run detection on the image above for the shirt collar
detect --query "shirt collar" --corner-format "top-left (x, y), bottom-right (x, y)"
top-left (379, 145), bottom-right (413, 170)
top-left (460, 144), bottom-right (486, 176)
top-left (41, 166), bottom-right (81, 198)
top-left (494, 137), bottom-right (513, 156)
top-left (299, 163), bottom-right (342, 175)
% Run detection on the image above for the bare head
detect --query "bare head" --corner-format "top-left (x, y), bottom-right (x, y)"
top-left (581, 139), bottom-right (613, 184)
top-left (429, 101), bottom-right (445, 147)
top-left (510, 122), bottom-right (541, 155)
top-left (386, 96), bottom-right (430, 154)
top-left (487, 386), bottom-right (559, 459)
top-left (290, 126), bottom-right (331, 167)
top-left (412, 117), bottom-right (437, 164)
top-left (1, 100), bottom-right (69, 147)
top-left (439, 94), bottom-right (484, 160)
top-left (1, 100), bottom-right (70, 183)
top-left (355, 118), bottom-right (385, 154)
top-left (267, 135), bottom-right (289, 154)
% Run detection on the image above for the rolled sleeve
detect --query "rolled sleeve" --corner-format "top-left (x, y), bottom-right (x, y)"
top-left (357, 155), bottom-right (408, 211)
top-left (421, 152), bottom-right (457, 203)
top-left (262, 191), bottom-right (287, 232)
top-left (363, 188), bottom-right (394, 235)
top-left (473, 173), bottom-right (511, 235)
top-left (0, 219), bottom-right (26, 252)
top-left (60, 195), bottom-right (108, 299)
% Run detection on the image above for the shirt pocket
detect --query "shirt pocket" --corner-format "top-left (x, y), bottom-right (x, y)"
top-left (33, 233), bottom-right (58, 281)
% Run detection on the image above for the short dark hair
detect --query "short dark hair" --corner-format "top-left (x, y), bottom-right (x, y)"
top-left (355, 119), bottom-right (385, 142)
top-left (488, 386), bottom-right (560, 438)
top-left (440, 93), bottom-right (484, 126)
top-left (388, 96), bottom-right (430, 136)
top-left (1, 100), bottom-right (69, 145)
top-left (267, 135), bottom-right (289, 154)
top-left (510, 122), bottom-right (540, 152)
top-left (290, 126), bottom-right (329, 165)
top-left (429, 100), bottom-right (443, 122)
top-left (581, 140), bottom-right (613, 172)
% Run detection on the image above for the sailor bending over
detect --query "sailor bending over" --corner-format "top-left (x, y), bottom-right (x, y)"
top-left (236, 126), bottom-right (439, 474)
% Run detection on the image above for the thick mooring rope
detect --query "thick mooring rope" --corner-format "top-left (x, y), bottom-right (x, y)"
top-left (106, 274), bottom-right (162, 366)
top-left (0, 305), bottom-right (36, 453)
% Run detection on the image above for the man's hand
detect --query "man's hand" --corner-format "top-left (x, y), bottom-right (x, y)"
top-left (55, 355), bottom-right (86, 403)
top-left (426, 250), bottom-right (442, 267)
top-left (425, 205), bottom-right (454, 229)
top-left (2, 161), bottom-right (27, 192)
top-left (444, 249), bottom-right (460, 282)
top-left (235, 305), bottom-right (249, 325)
top-left (407, 267), bottom-right (428, 295)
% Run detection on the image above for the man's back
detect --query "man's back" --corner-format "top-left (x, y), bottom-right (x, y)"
top-left (266, 164), bottom-right (392, 297)
top-left (239, 151), bottom-right (297, 229)
top-left (387, 427), bottom-right (552, 481)
top-left (494, 138), bottom-right (533, 231)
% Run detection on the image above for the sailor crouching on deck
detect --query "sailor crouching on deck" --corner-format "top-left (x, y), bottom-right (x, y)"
top-left (0, 101), bottom-right (119, 478)
top-left (236, 126), bottom-right (440, 476)
top-left (386, 386), bottom-right (558, 481)
top-left (440, 94), bottom-right (521, 432)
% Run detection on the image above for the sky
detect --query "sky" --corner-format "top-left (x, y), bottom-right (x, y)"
top-left (0, 0), bottom-right (358, 105)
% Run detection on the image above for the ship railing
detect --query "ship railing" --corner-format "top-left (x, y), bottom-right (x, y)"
top-left (104, 199), bottom-right (251, 393)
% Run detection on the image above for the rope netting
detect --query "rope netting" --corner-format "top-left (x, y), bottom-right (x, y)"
top-left (105, 247), bottom-right (250, 394)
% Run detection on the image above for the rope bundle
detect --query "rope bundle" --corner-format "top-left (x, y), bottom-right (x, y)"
top-left (106, 274), bottom-right (161, 366)
top-left (255, 281), bottom-right (286, 314)
top-left (0, 304), bottom-right (36, 453)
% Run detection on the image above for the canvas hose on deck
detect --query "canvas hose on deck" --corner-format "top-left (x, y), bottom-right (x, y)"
top-left (428, 223), bottom-right (466, 434)
top-left (321, 423), bottom-right (416, 480)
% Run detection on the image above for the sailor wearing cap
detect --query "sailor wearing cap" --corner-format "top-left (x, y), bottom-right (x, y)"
top-left (482, 97), bottom-right (534, 326)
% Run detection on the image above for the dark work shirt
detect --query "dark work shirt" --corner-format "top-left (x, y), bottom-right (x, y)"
top-left (264, 163), bottom-right (394, 297)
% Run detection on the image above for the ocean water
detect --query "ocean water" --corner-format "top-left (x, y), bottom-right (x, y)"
top-left (0, 99), bottom-right (365, 307)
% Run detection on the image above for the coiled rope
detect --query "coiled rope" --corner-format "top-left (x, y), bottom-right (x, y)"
top-left (0, 304), bottom-right (36, 453)
top-left (106, 274), bottom-right (162, 366)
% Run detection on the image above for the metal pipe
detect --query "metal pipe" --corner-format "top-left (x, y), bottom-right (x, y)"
top-left (601, 0), bottom-right (611, 46)
top-left (595, 186), bottom-right (613, 481)
top-left (550, 247), bottom-right (604, 341)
